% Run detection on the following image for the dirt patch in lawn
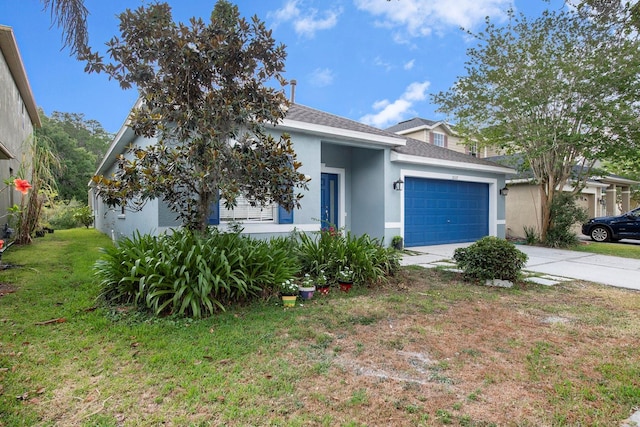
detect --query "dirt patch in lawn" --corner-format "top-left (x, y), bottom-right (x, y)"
top-left (0, 283), bottom-right (17, 297)
top-left (282, 268), bottom-right (640, 426)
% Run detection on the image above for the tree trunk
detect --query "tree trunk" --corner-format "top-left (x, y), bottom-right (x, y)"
top-left (196, 190), bottom-right (212, 234)
top-left (538, 182), bottom-right (556, 242)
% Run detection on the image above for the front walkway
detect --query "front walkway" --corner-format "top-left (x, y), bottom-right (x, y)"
top-left (402, 243), bottom-right (640, 291)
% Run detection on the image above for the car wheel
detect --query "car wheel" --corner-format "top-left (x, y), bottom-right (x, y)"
top-left (590, 226), bottom-right (610, 242)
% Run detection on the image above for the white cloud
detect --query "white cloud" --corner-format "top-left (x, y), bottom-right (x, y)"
top-left (372, 99), bottom-right (390, 110)
top-left (271, 0), bottom-right (300, 23)
top-left (354, 0), bottom-right (512, 39)
top-left (404, 59), bottom-right (415, 70)
top-left (270, 0), bottom-right (342, 38)
top-left (294, 11), bottom-right (340, 37)
top-left (374, 56), bottom-right (393, 71)
top-left (309, 68), bottom-right (334, 87)
top-left (403, 81), bottom-right (429, 101)
top-left (360, 80), bottom-right (430, 128)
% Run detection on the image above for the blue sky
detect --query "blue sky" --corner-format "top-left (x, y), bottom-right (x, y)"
top-left (2, 0), bottom-right (564, 134)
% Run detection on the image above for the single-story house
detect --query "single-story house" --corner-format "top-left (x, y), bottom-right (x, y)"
top-left (0, 25), bottom-right (41, 226)
top-left (91, 102), bottom-right (514, 247)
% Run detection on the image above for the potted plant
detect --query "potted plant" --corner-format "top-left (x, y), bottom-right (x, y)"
top-left (298, 273), bottom-right (316, 300)
top-left (315, 270), bottom-right (330, 296)
top-left (391, 235), bottom-right (403, 250)
top-left (279, 279), bottom-right (299, 307)
top-left (337, 266), bottom-right (354, 292)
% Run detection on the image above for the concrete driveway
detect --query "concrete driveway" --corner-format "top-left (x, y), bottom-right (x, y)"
top-left (402, 243), bottom-right (640, 291)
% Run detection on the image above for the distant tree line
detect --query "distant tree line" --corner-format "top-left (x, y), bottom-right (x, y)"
top-left (36, 110), bottom-right (112, 203)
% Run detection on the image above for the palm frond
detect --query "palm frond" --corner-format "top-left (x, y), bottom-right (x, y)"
top-left (41, 0), bottom-right (89, 56)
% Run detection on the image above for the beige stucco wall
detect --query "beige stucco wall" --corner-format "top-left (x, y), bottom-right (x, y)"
top-left (438, 130), bottom-right (467, 155)
top-left (401, 126), bottom-right (469, 155)
top-left (572, 193), bottom-right (595, 235)
top-left (403, 129), bottom-right (427, 142)
top-left (505, 184), bottom-right (542, 239)
top-left (507, 183), bottom-right (610, 239)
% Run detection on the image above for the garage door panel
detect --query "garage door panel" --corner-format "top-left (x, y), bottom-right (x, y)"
top-left (405, 177), bottom-right (489, 246)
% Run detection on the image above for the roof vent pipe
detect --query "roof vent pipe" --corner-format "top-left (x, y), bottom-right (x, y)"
top-left (290, 79), bottom-right (297, 103)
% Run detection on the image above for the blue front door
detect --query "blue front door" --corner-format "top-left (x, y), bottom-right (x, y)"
top-left (320, 173), bottom-right (338, 229)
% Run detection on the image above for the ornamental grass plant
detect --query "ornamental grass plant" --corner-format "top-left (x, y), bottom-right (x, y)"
top-left (94, 228), bottom-right (299, 318)
top-left (295, 227), bottom-right (400, 287)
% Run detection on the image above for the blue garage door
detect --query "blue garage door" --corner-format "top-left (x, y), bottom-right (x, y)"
top-left (405, 177), bottom-right (489, 246)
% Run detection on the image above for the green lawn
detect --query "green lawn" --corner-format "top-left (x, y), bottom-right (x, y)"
top-left (570, 240), bottom-right (640, 259)
top-left (1, 229), bottom-right (639, 426)
top-left (0, 229), bottom-right (308, 426)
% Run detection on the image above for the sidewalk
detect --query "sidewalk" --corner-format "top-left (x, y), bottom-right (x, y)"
top-left (402, 243), bottom-right (640, 291)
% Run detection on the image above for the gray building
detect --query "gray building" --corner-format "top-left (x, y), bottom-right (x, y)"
top-left (0, 25), bottom-right (41, 227)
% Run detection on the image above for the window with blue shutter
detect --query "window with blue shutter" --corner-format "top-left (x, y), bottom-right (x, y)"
top-left (208, 195), bottom-right (220, 225)
top-left (278, 204), bottom-right (294, 224)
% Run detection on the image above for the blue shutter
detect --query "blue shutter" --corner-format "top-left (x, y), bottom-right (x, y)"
top-left (208, 193), bottom-right (220, 225)
top-left (278, 204), bottom-right (294, 224)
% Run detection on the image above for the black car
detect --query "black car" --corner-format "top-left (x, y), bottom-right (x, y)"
top-left (582, 207), bottom-right (640, 242)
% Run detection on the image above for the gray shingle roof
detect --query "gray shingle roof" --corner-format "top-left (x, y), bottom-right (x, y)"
top-left (486, 154), bottom-right (639, 183)
top-left (286, 104), bottom-right (508, 169)
top-left (286, 103), bottom-right (402, 141)
top-left (396, 138), bottom-right (510, 168)
top-left (385, 117), bottom-right (438, 133)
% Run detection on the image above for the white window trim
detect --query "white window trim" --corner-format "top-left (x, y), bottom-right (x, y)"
top-left (433, 132), bottom-right (445, 147)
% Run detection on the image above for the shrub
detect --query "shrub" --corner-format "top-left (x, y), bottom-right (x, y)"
top-left (94, 228), bottom-right (299, 318)
top-left (295, 228), bottom-right (400, 286)
top-left (544, 193), bottom-right (588, 248)
top-left (42, 199), bottom-right (94, 230)
top-left (391, 235), bottom-right (403, 250)
top-left (73, 206), bottom-right (94, 228)
top-left (44, 199), bottom-right (85, 229)
top-left (453, 236), bottom-right (528, 282)
top-left (295, 227), bottom-right (340, 278)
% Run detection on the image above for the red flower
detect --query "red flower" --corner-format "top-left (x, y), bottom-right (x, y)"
top-left (14, 179), bottom-right (32, 195)
top-left (0, 240), bottom-right (4, 250)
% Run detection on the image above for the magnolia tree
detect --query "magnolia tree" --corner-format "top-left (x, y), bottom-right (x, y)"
top-left (433, 7), bottom-right (640, 241)
top-left (83, 1), bottom-right (309, 232)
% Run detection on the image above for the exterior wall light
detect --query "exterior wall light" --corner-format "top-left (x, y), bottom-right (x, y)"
top-left (499, 186), bottom-right (509, 196)
top-left (393, 179), bottom-right (404, 191)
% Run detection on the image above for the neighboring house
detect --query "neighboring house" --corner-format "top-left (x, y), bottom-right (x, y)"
top-left (386, 117), bottom-right (502, 159)
top-left (91, 103), bottom-right (514, 247)
top-left (0, 25), bottom-right (41, 228)
top-left (488, 155), bottom-right (638, 239)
